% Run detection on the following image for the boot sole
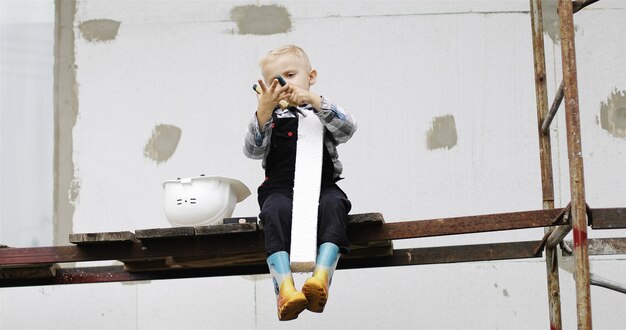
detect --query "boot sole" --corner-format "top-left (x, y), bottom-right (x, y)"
top-left (302, 277), bottom-right (327, 313)
top-left (279, 292), bottom-right (308, 321)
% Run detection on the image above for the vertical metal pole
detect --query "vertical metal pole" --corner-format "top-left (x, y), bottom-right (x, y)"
top-left (529, 1), bottom-right (562, 328)
top-left (557, 0), bottom-right (592, 328)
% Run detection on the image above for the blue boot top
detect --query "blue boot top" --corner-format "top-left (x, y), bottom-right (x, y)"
top-left (267, 251), bottom-right (291, 275)
top-left (316, 243), bottom-right (340, 268)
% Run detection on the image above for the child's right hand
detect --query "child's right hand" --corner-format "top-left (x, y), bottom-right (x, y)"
top-left (256, 78), bottom-right (289, 126)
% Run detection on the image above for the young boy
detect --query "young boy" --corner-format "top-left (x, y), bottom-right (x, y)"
top-left (243, 45), bottom-right (357, 321)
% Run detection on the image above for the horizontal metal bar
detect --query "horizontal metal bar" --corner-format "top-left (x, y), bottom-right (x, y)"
top-left (1, 208), bottom-right (623, 268)
top-left (590, 273), bottom-right (626, 294)
top-left (572, 0), bottom-right (600, 13)
top-left (339, 241), bottom-right (543, 269)
top-left (0, 240), bottom-right (544, 287)
top-left (563, 237), bottom-right (626, 256)
top-left (590, 208), bottom-right (626, 229)
top-left (3, 237), bottom-right (624, 288)
top-left (0, 234), bottom-right (267, 266)
top-left (347, 208), bottom-right (568, 243)
top-left (542, 80), bottom-right (565, 134)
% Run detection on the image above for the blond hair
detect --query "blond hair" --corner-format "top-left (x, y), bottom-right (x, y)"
top-left (260, 45), bottom-right (312, 72)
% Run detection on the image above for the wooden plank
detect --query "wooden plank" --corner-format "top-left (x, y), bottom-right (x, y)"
top-left (124, 238), bottom-right (392, 272)
top-left (167, 251), bottom-right (266, 270)
top-left (122, 258), bottom-right (171, 272)
top-left (223, 217), bottom-right (257, 224)
top-left (0, 264), bottom-right (58, 280)
top-left (347, 213), bottom-right (385, 225)
top-left (135, 227), bottom-right (195, 240)
top-left (194, 223), bottom-right (257, 236)
top-left (69, 231), bottom-right (136, 245)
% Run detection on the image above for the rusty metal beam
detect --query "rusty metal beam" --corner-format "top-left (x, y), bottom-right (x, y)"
top-left (347, 208), bottom-right (568, 243)
top-left (590, 208), bottom-right (626, 229)
top-left (0, 208), bottom-right (568, 267)
top-left (0, 233), bottom-right (266, 266)
top-left (0, 241), bottom-right (544, 287)
top-left (542, 80), bottom-right (565, 134)
top-left (558, 0), bottom-right (592, 327)
top-left (1, 237), bottom-right (624, 288)
top-left (589, 274), bottom-right (626, 294)
top-left (351, 207), bottom-right (574, 287)
top-left (2, 208), bottom-right (625, 269)
top-left (546, 205), bottom-right (572, 249)
top-left (572, 0), bottom-right (600, 13)
top-left (530, 0), bottom-right (563, 327)
top-left (564, 237), bottom-right (626, 256)
top-left (547, 225), bottom-right (573, 249)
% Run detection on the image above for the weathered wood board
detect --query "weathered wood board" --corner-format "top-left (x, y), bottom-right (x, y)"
top-left (70, 213), bottom-right (392, 272)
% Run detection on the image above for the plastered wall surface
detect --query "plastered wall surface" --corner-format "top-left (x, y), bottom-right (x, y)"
top-left (2, 1), bottom-right (625, 329)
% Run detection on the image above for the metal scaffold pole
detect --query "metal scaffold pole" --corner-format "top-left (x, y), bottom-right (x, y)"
top-left (529, 0), bottom-right (562, 328)
top-left (557, 0), bottom-right (592, 328)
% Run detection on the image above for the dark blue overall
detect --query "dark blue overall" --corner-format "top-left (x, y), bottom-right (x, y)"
top-left (257, 108), bottom-right (351, 256)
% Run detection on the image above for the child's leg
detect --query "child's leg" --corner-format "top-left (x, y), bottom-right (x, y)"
top-left (267, 251), bottom-right (308, 320)
top-left (301, 242), bottom-right (341, 313)
top-left (259, 191), bottom-right (293, 255)
top-left (316, 185), bottom-right (351, 252)
top-left (261, 192), bottom-right (307, 320)
top-left (301, 185), bottom-right (352, 313)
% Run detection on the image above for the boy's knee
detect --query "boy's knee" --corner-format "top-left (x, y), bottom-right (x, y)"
top-left (319, 193), bottom-right (339, 207)
top-left (262, 194), bottom-right (292, 212)
top-left (319, 196), bottom-right (350, 218)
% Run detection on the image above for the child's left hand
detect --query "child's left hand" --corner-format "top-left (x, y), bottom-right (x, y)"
top-left (284, 85), bottom-right (309, 105)
top-left (285, 85), bottom-right (321, 110)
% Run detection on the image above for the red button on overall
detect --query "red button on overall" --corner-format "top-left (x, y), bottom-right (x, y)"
top-left (287, 132), bottom-right (293, 137)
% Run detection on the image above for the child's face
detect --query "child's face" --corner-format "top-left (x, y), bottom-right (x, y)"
top-left (262, 55), bottom-right (316, 91)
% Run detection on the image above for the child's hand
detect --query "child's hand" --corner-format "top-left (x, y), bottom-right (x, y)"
top-left (285, 85), bottom-right (321, 110)
top-left (255, 78), bottom-right (289, 126)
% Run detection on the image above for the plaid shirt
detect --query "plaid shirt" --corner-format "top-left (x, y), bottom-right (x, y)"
top-left (243, 96), bottom-right (357, 180)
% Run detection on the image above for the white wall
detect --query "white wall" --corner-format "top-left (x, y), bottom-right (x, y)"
top-left (2, 1), bottom-right (625, 329)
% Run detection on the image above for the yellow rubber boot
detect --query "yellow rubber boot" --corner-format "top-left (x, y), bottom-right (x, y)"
top-left (267, 251), bottom-right (308, 321)
top-left (302, 243), bottom-right (340, 313)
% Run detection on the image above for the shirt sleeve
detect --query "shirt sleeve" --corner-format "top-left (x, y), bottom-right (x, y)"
top-left (315, 96), bottom-right (357, 144)
top-left (243, 113), bottom-right (273, 159)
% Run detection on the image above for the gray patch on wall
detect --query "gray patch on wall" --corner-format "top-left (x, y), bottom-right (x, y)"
top-left (144, 124), bottom-right (182, 164)
top-left (230, 5), bottom-right (291, 35)
top-left (68, 177), bottom-right (81, 206)
top-left (78, 19), bottom-right (121, 42)
top-left (599, 89), bottom-right (626, 138)
top-left (427, 115), bottom-right (458, 150)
